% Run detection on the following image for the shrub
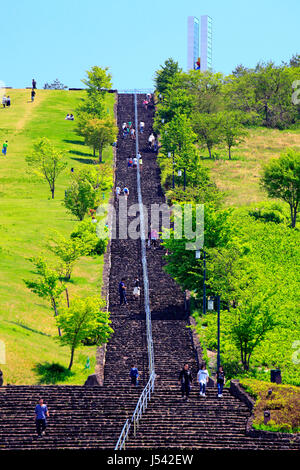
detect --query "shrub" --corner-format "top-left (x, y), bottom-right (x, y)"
top-left (71, 220), bottom-right (107, 256)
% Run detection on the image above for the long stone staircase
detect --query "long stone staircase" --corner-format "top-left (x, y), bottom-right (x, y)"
top-left (0, 93), bottom-right (299, 451)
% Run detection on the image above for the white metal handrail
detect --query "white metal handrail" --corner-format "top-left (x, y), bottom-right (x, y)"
top-left (114, 372), bottom-right (155, 450)
top-left (114, 92), bottom-right (156, 450)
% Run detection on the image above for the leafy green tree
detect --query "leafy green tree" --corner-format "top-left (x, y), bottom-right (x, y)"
top-left (82, 66), bottom-right (112, 95)
top-left (219, 111), bottom-right (248, 159)
top-left (71, 220), bottom-right (107, 256)
top-left (57, 297), bottom-right (113, 370)
top-left (261, 149), bottom-right (300, 228)
top-left (26, 138), bottom-right (67, 199)
top-left (48, 232), bottom-right (89, 280)
top-left (64, 179), bottom-right (99, 221)
top-left (192, 112), bottom-right (223, 158)
top-left (155, 58), bottom-right (181, 95)
top-left (162, 205), bottom-right (234, 292)
top-left (230, 287), bottom-right (277, 370)
top-left (24, 258), bottom-right (65, 336)
top-left (81, 117), bottom-right (118, 163)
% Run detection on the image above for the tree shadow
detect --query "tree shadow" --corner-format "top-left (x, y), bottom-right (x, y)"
top-left (33, 362), bottom-right (74, 384)
top-left (63, 139), bottom-right (85, 146)
top-left (69, 149), bottom-right (93, 157)
top-left (70, 156), bottom-right (97, 165)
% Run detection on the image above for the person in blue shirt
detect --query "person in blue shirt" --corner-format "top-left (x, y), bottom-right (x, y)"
top-left (119, 278), bottom-right (127, 306)
top-left (35, 398), bottom-right (49, 438)
top-left (130, 365), bottom-right (139, 386)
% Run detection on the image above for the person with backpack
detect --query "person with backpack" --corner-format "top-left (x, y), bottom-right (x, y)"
top-left (197, 363), bottom-right (209, 397)
top-left (216, 365), bottom-right (225, 397)
top-left (178, 363), bottom-right (193, 401)
top-left (119, 278), bottom-right (127, 306)
top-left (35, 398), bottom-right (49, 438)
top-left (130, 365), bottom-right (139, 386)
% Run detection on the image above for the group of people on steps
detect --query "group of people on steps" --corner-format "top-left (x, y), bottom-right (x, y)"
top-left (179, 363), bottom-right (226, 400)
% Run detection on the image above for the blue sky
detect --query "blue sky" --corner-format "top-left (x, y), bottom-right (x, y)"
top-left (1, 0), bottom-right (299, 90)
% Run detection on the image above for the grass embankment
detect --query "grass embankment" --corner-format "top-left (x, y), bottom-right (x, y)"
top-left (239, 378), bottom-right (300, 433)
top-left (201, 126), bottom-right (300, 207)
top-left (0, 89), bottom-right (115, 384)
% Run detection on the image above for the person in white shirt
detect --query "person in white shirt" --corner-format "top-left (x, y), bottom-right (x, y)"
top-left (115, 186), bottom-right (121, 198)
top-left (148, 133), bottom-right (155, 149)
top-left (2, 96), bottom-right (7, 108)
top-left (197, 363), bottom-right (210, 397)
top-left (132, 157), bottom-right (138, 168)
top-left (139, 121), bottom-right (145, 133)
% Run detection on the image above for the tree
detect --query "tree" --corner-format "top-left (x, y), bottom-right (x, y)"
top-left (219, 111), bottom-right (248, 159)
top-left (230, 289), bottom-right (277, 370)
top-left (44, 79), bottom-right (68, 90)
top-left (82, 66), bottom-right (112, 95)
top-left (261, 149), bottom-right (300, 228)
top-left (155, 58), bottom-right (181, 95)
top-left (24, 258), bottom-right (65, 336)
top-left (56, 297), bottom-right (113, 370)
top-left (81, 117), bottom-right (118, 163)
top-left (48, 232), bottom-right (89, 280)
top-left (192, 112), bottom-right (223, 158)
top-left (64, 179), bottom-right (99, 221)
top-left (26, 138), bottom-right (67, 199)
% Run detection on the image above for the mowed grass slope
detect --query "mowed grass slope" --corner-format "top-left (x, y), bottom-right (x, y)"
top-left (201, 127), bottom-right (300, 207)
top-left (0, 89), bottom-right (115, 384)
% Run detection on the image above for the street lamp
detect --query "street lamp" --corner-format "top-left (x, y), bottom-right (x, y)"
top-left (168, 151), bottom-right (175, 189)
top-left (207, 295), bottom-right (221, 370)
top-left (178, 168), bottom-right (186, 191)
top-left (195, 249), bottom-right (206, 317)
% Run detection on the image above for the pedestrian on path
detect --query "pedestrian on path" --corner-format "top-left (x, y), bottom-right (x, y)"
top-left (31, 89), bottom-right (36, 102)
top-left (197, 363), bottom-right (209, 397)
top-left (178, 364), bottom-right (193, 401)
top-left (2, 95), bottom-right (7, 108)
top-left (128, 157), bottom-right (133, 168)
top-left (6, 96), bottom-right (11, 107)
top-left (130, 127), bottom-right (135, 140)
top-left (35, 398), bottom-right (49, 438)
top-left (32, 79), bottom-right (37, 89)
top-left (148, 133), bottom-right (155, 150)
top-left (138, 155), bottom-right (143, 171)
top-left (2, 141), bottom-right (8, 156)
top-left (132, 157), bottom-right (138, 168)
top-left (139, 121), bottom-right (145, 133)
top-left (119, 278), bottom-right (127, 306)
top-left (216, 366), bottom-right (225, 398)
top-left (133, 277), bottom-right (140, 300)
top-left (130, 365), bottom-right (140, 386)
top-left (115, 186), bottom-right (121, 198)
top-left (123, 186), bottom-right (129, 198)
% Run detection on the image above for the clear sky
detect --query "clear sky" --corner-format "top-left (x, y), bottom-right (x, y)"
top-left (1, 0), bottom-right (299, 90)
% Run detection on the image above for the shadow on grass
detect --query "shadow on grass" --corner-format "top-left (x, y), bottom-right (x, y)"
top-left (70, 156), bottom-right (97, 164)
top-left (63, 139), bottom-right (85, 145)
top-left (33, 362), bottom-right (74, 384)
top-left (8, 321), bottom-right (51, 337)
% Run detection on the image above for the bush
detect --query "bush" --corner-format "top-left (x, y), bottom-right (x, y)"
top-left (249, 202), bottom-right (287, 224)
top-left (71, 220), bottom-right (107, 256)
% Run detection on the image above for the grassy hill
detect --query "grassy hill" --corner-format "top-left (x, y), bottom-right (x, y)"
top-left (201, 126), bottom-right (300, 207)
top-left (0, 89), bottom-right (115, 384)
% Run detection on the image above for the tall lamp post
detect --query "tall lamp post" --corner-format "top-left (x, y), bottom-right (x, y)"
top-left (168, 151), bottom-right (175, 189)
top-left (195, 249), bottom-right (206, 317)
top-left (177, 168), bottom-right (186, 191)
top-left (208, 295), bottom-right (221, 371)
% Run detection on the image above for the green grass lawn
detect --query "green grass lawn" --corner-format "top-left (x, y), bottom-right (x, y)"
top-left (201, 127), bottom-right (300, 207)
top-left (0, 89), bottom-right (115, 384)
